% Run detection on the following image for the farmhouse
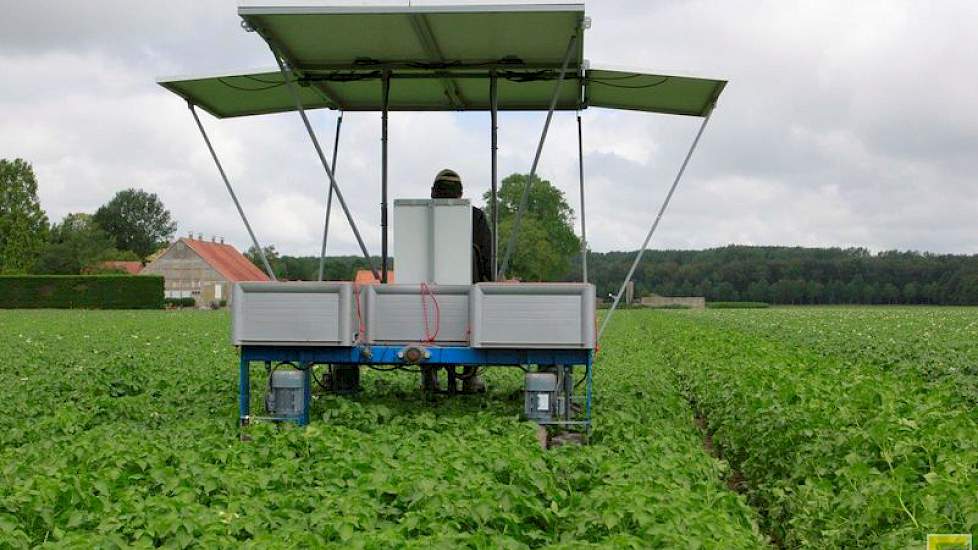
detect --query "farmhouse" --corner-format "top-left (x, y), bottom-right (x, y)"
top-left (141, 236), bottom-right (269, 306)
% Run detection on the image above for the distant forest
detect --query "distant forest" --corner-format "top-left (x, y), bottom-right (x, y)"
top-left (266, 246), bottom-right (978, 305)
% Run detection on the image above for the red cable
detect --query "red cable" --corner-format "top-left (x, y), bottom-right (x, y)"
top-left (419, 282), bottom-right (441, 344)
top-left (354, 283), bottom-right (365, 343)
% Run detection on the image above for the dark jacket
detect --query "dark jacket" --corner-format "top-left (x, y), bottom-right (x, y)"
top-left (472, 207), bottom-right (493, 282)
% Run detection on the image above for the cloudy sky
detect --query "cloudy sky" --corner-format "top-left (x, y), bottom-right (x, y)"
top-left (2, 0), bottom-right (976, 257)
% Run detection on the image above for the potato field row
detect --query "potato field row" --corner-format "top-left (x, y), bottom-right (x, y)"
top-left (1, 307), bottom-right (974, 547)
top-left (0, 310), bottom-right (761, 547)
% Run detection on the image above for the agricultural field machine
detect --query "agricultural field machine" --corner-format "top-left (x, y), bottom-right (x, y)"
top-left (159, 2), bottom-right (725, 443)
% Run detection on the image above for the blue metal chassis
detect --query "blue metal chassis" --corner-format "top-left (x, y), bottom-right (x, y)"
top-left (239, 345), bottom-right (593, 428)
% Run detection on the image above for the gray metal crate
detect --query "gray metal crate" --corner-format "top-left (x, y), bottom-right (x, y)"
top-left (231, 282), bottom-right (354, 346)
top-left (363, 284), bottom-right (470, 346)
top-left (469, 283), bottom-right (596, 349)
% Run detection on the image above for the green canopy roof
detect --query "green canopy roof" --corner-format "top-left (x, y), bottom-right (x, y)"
top-left (158, 4), bottom-right (725, 117)
top-left (238, 3), bottom-right (586, 71)
top-left (157, 67), bottom-right (584, 115)
top-left (158, 66), bottom-right (724, 117)
top-left (585, 66), bottom-right (726, 117)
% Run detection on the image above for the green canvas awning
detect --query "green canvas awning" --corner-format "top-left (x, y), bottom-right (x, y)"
top-left (585, 66), bottom-right (726, 117)
top-left (158, 65), bottom-right (725, 118)
top-left (158, 67), bottom-right (584, 116)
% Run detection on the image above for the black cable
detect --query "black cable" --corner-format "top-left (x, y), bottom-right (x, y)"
top-left (244, 75), bottom-right (284, 85)
top-left (367, 365), bottom-right (400, 372)
top-left (217, 77), bottom-right (284, 92)
top-left (589, 76), bottom-right (671, 89)
top-left (586, 72), bottom-right (645, 81)
top-left (312, 365), bottom-right (331, 391)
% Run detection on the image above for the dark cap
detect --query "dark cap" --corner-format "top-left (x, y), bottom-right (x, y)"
top-left (431, 169), bottom-right (462, 198)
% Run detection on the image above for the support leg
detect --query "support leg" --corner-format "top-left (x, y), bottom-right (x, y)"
top-left (598, 111), bottom-right (714, 341)
top-left (489, 71), bottom-right (499, 278)
top-left (577, 113), bottom-right (588, 283)
top-left (381, 71), bottom-right (391, 283)
top-left (239, 357), bottom-right (250, 426)
top-left (301, 364), bottom-right (312, 426)
top-left (585, 360), bottom-right (593, 430)
top-left (318, 113), bottom-right (344, 281)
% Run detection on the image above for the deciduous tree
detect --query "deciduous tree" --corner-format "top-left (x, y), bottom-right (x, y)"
top-left (484, 174), bottom-right (580, 281)
top-left (0, 159), bottom-right (49, 273)
top-left (93, 189), bottom-right (176, 260)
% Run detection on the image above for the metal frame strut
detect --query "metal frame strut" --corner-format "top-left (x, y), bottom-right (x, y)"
top-left (598, 110), bottom-right (715, 341)
top-left (270, 47), bottom-right (380, 280)
top-left (381, 70), bottom-right (391, 283)
top-left (497, 31), bottom-right (580, 279)
top-left (187, 102), bottom-right (277, 280)
top-left (577, 112), bottom-right (588, 283)
top-left (489, 70), bottom-right (499, 278)
top-left (317, 112), bottom-right (343, 281)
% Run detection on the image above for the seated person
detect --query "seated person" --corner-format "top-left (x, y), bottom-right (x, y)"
top-left (423, 169), bottom-right (492, 393)
top-left (430, 169), bottom-right (493, 283)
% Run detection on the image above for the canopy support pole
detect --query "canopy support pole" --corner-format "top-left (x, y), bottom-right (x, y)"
top-left (381, 70), bottom-right (391, 283)
top-left (598, 110), bottom-right (713, 342)
top-left (489, 70), bottom-right (499, 280)
top-left (576, 112), bottom-right (588, 284)
top-left (317, 112), bottom-right (343, 281)
top-left (270, 48), bottom-right (380, 281)
top-left (498, 32), bottom-right (578, 279)
top-left (187, 102), bottom-right (276, 281)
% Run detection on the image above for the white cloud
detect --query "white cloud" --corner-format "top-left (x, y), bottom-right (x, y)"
top-left (2, 0), bottom-right (976, 256)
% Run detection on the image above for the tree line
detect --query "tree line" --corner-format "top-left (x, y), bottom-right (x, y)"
top-left (8, 157), bottom-right (976, 305)
top-left (572, 246), bottom-right (978, 305)
top-left (0, 158), bottom-right (176, 274)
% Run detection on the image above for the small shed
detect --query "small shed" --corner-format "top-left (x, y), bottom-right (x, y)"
top-left (97, 261), bottom-right (143, 275)
top-left (354, 270), bottom-right (394, 285)
top-left (141, 237), bottom-right (269, 306)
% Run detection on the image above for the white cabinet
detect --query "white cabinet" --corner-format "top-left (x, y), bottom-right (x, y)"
top-left (393, 199), bottom-right (472, 285)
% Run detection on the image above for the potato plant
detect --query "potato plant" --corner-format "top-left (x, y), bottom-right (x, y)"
top-left (647, 307), bottom-right (978, 547)
top-left (0, 310), bottom-right (762, 547)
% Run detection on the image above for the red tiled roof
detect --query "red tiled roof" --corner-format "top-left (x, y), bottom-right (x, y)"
top-left (183, 238), bottom-right (270, 282)
top-left (354, 269), bottom-right (394, 284)
top-left (101, 261), bottom-right (142, 275)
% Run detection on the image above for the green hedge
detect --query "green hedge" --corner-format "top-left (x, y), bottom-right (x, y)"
top-left (0, 275), bottom-right (164, 309)
top-left (706, 301), bottom-right (771, 309)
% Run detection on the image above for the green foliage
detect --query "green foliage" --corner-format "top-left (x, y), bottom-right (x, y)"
top-left (164, 297), bottom-right (196, 308)
top-left (645, 307), bottom-right (978, 547)
top-left (578, 246), bottom-right (978, 305)
top-left (486, 174), bottom-right (580, 281)
top-left (93, 189), bottom-right (176, 260)
top-left (0, 159), bottom-right (49, 274)
top-left (0, 275), bottom-right (163, 309)
top-left (706, 302), bottom-right (770, 309)
top-left (33, 213), bottom-right (128, 275)
top-left (0, 310), bottom-right (764, 547)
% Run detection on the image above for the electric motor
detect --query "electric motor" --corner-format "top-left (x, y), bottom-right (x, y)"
top-left (265, 368), bottom-right (306, 419)
top-left (524, 372), bottom-right (558, 422)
